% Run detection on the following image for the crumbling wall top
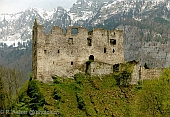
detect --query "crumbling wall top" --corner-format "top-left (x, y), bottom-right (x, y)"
top-left (66, 26), bottom-right (88, 35)
top-left (51, 26), bottom-right (64, 35)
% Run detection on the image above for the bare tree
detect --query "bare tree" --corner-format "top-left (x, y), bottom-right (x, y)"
top-left (2, 66), bottom-right (24, 110)
top-left (0, 66), bottom-right (6, 117)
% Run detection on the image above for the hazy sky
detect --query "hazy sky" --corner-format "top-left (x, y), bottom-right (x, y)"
top-left (0, 0), bottom-right (77, 14)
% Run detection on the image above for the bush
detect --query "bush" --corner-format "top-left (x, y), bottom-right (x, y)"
top-left (135, 81), bottom-right (142, 90)
top-left (74, 73), bottom-right (85, 84)
top-left (52, 76), bottom-right (60, 84)
top-left (76, 93), bottom-right (85, 110)
top-left (53, 88), bottom-right (61, 101)
top-left (115, 72), bottom-right (131, 87)
top-left (114, 63), bottom-right (133, 87)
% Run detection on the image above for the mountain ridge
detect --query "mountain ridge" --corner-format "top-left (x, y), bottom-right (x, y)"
top-left (0, 0), bottom-right (170, 77)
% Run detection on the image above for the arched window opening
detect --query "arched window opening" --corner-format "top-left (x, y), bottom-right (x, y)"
top-left (89, 55), bottom-right (94, 61)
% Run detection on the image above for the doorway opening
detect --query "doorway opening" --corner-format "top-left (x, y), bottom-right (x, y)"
top-left (89, 55), bottom-right (94, 61)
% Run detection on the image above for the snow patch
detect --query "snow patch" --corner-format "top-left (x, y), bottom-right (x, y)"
top-left (166, 2), bottom-right (170, 10)
top-left (35, 8), bottom-right (54, 20)
top-left (0, 13), bottom-right (22, 22)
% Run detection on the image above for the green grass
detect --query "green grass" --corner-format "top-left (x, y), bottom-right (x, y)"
top-left (15, 64), bottom-right (170, 117)
top-left (16, 73), bottom-right (136, 116)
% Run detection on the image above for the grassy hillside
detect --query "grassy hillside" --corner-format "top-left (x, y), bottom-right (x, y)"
top-left (17, 75), bottom-right (136, 117)
top-left (14, 65), bottom-right (170, 117)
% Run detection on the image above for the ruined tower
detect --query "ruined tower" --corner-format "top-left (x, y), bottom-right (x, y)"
top-left (32, 19), bottom-right (124, 83)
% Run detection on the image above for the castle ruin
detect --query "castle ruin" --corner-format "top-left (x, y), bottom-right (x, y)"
top-left (32, 19), bottom-right (124, 83)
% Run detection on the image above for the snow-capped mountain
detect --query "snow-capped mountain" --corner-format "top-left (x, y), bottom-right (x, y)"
top-left (0, 0), bottom-right (129, 47)
top-left (68, 0), bottom-right (111, 25)
top-left (1, 0), bottom-right (170, 48)
top-left (0, 6), bottom-right (70, 47)
top-left (1, 0), bottom-right (170, 72)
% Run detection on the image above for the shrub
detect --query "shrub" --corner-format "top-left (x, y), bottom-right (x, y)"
top-left (52, 76), bottom-right (60, 84)
top-left (74, 73), bottom-right (85, 84)
top-left (114, 71), bottom-right (131, 87)
top-left (53, 88), bottom-right (61, 101)
top-left (114, 63), bottom-right (133, 87)
top-left (76, 93), bottom-right (85, 110)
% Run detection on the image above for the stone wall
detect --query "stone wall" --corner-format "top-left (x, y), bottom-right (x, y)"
top-left (131, 63), bottom-right (140, 85)
top-left (88, 62), bottom-right (113, 76)
top-left (32, 19), bottom-right (124, 83)
top-left (87, 60), bottom-right (164, 85)
top-left (128, 61), bottom-right (163, 85)
top-left (130, 63), bottom-right (163, 85)
top-left (140, 67), bottom-right (163, 80)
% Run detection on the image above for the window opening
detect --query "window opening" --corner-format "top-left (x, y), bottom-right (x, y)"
top-left (58, 50), bottom-right (60, 53)
top-left (71, 28), bottom-right (78, 34)
top-left (44, 50), bottom-right (47, 54)
top-left (71, 61), bottom-right (73, 65)
top-left (104, 47), bottom-right (106, 53)
top-left (87, 38), bottom-right (92, 46)
top-left (113, 49), bottom-right (115, 53)
top-left (110, 39), bottom-right (116, 45)
top-left (68, 38), bottom-right (73, 44)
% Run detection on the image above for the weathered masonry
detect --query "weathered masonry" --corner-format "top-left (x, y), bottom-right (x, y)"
top-left (32, 19), bottom-right (124, 83)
